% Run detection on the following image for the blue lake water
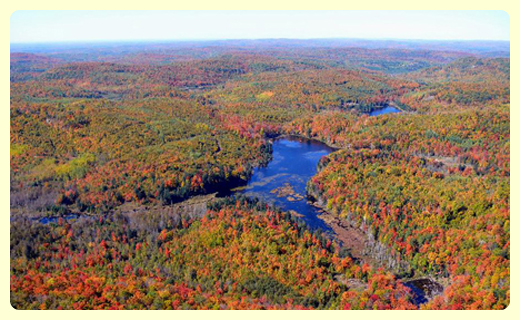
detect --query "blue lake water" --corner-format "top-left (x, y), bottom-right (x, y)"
top-left (231, 136), bottom-right (335, 231)
top-left (369, 106), bottom-right (401, 116)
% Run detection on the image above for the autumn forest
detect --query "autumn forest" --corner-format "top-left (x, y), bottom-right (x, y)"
top-left (10, 38), bottom-right (510, 310)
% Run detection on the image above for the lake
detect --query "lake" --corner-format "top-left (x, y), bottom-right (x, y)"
top-left (230, 136), bottom-right (335, 231)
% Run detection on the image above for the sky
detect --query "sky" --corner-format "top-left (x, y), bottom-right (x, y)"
top-left (10, 10), bottom-right (510, 43)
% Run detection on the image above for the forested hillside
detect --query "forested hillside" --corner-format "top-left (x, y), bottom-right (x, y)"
top-left (10, 40), bottom-right (509, 309)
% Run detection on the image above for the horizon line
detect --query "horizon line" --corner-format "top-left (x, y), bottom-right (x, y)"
top-left (10, 37), bottom-right (511, 46)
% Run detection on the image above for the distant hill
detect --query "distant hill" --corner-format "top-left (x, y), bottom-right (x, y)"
top-left (11, 38), bottom-right (509, 56)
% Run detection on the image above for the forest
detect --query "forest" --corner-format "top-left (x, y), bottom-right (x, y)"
top-left (10, 39), bottom-right (509, 309)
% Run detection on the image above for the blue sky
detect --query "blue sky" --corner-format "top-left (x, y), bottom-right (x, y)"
top-left (10, 10), bottom-right (510, 43)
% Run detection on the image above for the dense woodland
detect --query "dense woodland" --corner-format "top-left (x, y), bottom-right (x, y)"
top-left (10, 39), bottom-right (509, 309)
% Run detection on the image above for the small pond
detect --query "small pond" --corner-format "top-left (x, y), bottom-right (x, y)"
top-left (369, 106), bottom-right (401, 116)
